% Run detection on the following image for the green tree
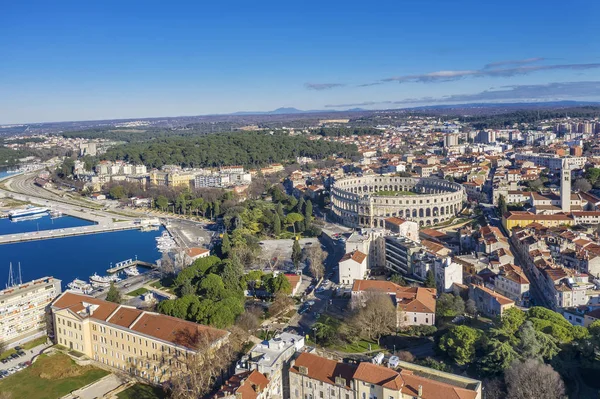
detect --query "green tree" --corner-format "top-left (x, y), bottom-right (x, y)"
top-left (477, 339), bottom-right (519, 375)
top-left (292, 239), bottom-right (302, 268)
top-left (273, 212), bottom-right (281, 236)
top-left (180, 279), bottom-right (196, 296)
top-left (198, 274), bottom-right (226, 300)
top-left (285, 213), bottom-right (304, 234)
top-left (106, 282), bottom-right (122, 304)
top-left (155, 195), bottom-right (169, 211)
top-left (276, 202), bottom-right (285, 219)
top-left (424, 270), bottom-right (436, 288)
top-left (390, 274), bottom-right (407, 286)
top-left (439, 325), bottom-right (482, 365)
top-left (304, 200), bottom-right (313, 225)
top-left (585, 167), bottom-right (600, 186)
top-left (220, 233), bottom-right (231, 257)
top-left (498, 194), bottom-right (508, 215)
top-left (266, 273), bottom-right (292, 295)
top-left (501, 307), bottom-right (526, 335)
top-left (221, 258), bottom-right (244, 292)
top-left (436, 293), bottom-right (465, 317)
top-left (109, 185), bottom-right (126, 200)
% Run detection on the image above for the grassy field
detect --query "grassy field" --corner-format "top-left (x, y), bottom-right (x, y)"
top-left (126, 287), bottom-right (149, 296)
top-left (373, 190), bottom-right (418, 196)
top-left (0, 336), bottom-right (48, 361)
top-left (0, 353), bottom-right (109, 399)
top-left (117, 383), bottom-right (167, 399)
top-left (333, 339), bottom-right (381, 353)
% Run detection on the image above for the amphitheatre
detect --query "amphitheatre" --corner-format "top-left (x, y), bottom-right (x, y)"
top-left (331, 175), bottom-right (466, 228)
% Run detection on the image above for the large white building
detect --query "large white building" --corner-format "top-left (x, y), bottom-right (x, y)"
top-left (0, 276), bottom-right (61, 345)
top-left (514, 153), bottom-right (586, 173)
top-left (338, 250), bottom-right (368, 286)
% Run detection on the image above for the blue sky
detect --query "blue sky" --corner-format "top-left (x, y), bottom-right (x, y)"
top-left (1, 0), bottom-right (599, 124)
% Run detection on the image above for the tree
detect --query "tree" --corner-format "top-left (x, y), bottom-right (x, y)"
top-left (155, 195), bottom-right (169, 211)
top-left (501, 307), bottom-right (526, 334)
top-left (180, 279), bottom-right (196, 296)
top-left (292, 239), bottom-right (302, 269)
top-left (574, 178), bottom-right (592, 192)
top-left (504, 359), bottom-right (565, 399)
top-left (424, 270), bottom-right (436, 288)
top-left (273, 212), bottom-right (281, 236)
top-left (477, 339), bottom-right (519, 375)
top-left (285, 213), bottom-right (304, 234)
top-left (0, 339), bottom-right (6, 357)
top-left (269, 293), bottom-right (294, 317)
top-left (198, 274), bottom-right (226, 300)
top-left (304, 200), bottom-right (313, 225)
top-left (108, 185), bottom-right (126, 200)
top-left (266, 273), bottom-right (292, 295)
top-left (390, 274), bottom-right (407, 286)
top-left (220, 233), bottom-right (231, 258)
top-left (106, 282), bottom-right (122, 304)
top-left (498, 194), bottom-right (508, 215)
top-left (436, 293), bottom-right (465, 317)
top-left (585, 167), bottom-right (600, 186)
top-left (221, 258), bottom-right (244, 292)
top-left (438, 325), bottom-right (481, 365)
top-left (351, 292), bottom-right (397, 344)
top-left (304, 245), bottom-right (326, 280)
top-left (465, 299), bottom-right (477, 317)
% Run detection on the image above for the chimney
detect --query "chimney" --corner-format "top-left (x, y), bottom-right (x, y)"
top-left (418, 384), bottom-right (423, 398)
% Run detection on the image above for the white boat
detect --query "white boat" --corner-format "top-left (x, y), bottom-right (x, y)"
top-left (89, 273), bottom-right (118, 288)
top-left (8, 206), bottom-right (48, 219)
top-left (124, 266), bottom-right (140, 277)
top-left (67, 279), bottom-right (93, 294)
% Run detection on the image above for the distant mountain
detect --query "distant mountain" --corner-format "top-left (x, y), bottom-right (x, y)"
top-left (231, 107), bottom-right (327, 116)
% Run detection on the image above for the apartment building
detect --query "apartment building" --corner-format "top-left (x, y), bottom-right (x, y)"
top-left (494, 264), bottom-right (530, 305)
top-left (469, 284), bottom-right (515, 317)
top-left (289, 352), bottom-right (481, 399)
top-left (238, 332), bottom-right (305, 399)
top-left (514, 153), bottom-right (586, 172)
top-left (0, 276), bottom-right (61, 345)
top-left (51, 292), bottom-right (228, 384)
top-left (213, 370), bottom-right (273, 399)
top-left (339, 251), bottom-right (368, 286)
top-left (384, 236), bottom-right (422, 275)
top-left (351, 280), bottom-right (436, 327)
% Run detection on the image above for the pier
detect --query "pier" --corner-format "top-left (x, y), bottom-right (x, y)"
top-left (107, 258), bottom-right (156, 274)
top-left (0, 221), bottom-right (141, 245)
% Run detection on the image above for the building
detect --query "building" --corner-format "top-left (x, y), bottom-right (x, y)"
top-left (289, 352), bottom-right (482, 399)
top-left (561, 158), bottom-right (571, 213)
top-left (493, 264), bottom-right (530, 305)
top-left (384, 217), bottom-right (419, 242)
top-left (503, 211), bottom-right (574, 231)
top-left (239, 332), bottom-right (304, 398)
top-left (384, 236), bottom-right (423, 276)
top-left (514, 153), bottom-right (586, 173)
top-left (331, 176), bottom-right (465, 228)
top-left (51, 292), bottom-right (228, 384)
top-left (339, 250), bottom-right (368, 285)
top-left (351, 280), bottom-right (436, 327)
top-left (184, 247), bottom-right (210, 264)
top-left (434, 256), bottom-right (463, 293)
top-left (469, 284), bottom-right (515, 317)
top-left (444, 133), bottom-right (459, 148)
top-left (212, 370), bottom-right (273, 399)
top-left (0, 276), bottom-right (62, 345)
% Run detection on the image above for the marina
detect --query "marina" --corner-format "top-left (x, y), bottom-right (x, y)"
top-left (0, 226), bottom-right (165, 289)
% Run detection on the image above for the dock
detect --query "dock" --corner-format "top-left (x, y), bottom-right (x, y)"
top-left (107, 259), bottom-right (157, 274)
top-left (0, 221), bottom-right (141, 245)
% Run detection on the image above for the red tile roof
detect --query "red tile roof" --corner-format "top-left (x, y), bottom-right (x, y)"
top-left (52, 292), bottom-right (227, 349)
top-left (340, 250), bottom-right (367, 265)
top-left (354, 362), bottom-right (403, 390)
top-left (352, 280), bottom-right (436, 313)
top-left (290, 352), bottom-right (355, 389)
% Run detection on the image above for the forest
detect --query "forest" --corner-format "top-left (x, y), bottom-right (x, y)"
top-left (101, 131), bottom-right (358, 168)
